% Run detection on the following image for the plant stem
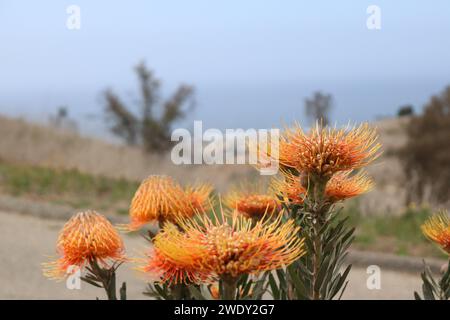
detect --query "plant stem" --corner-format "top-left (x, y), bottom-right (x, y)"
top-left (311, 218), bottom-right (322, 300)
top-left (171, 283), bottom-right (191, 300)
top-left (221, 275), bottom-right (238, 300)
top-left (104, 270), bottom-right (117, 300)
top-left (308, 175), bottom-right (328, 300)
top-left (119, 282), bottom-right (127, 300)
top-left (86, 259), bottom-right (125, 300)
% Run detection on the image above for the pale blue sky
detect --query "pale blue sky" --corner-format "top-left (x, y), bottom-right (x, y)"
top-left (1, 1), bottom-right (449, 136)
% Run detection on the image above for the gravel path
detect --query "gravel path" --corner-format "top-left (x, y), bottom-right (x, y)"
top-left (0, 210), bottom-right (422, 300)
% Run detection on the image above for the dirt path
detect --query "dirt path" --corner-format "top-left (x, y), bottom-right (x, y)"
top-left (0, 211), bottom-right (421, 300)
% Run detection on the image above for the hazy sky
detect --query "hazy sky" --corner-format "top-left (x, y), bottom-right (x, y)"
top-left (1, 1), bottom-right (450, 136)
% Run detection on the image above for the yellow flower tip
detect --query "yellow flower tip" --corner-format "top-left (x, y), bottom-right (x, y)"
top-left (422, 211), bottom-right (450, 254)
top-left (224, 186), bottom-right (278, 219)
top-left (270, 170), bottom-right (307, 205)
top-left (280, 122), bottom-right (382, 177)
top-left (325, 170), bottom-right (374, 202)
top-left (127, 175), bottom-right (196, 230)
top-left (43, 210), bottom-right (126, 280)
top-left (185, 183), bottom-right (214, 213)
top-left (137, 223), bottom-right (212, 285)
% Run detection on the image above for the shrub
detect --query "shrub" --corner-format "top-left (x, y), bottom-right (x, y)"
top-left (400, 86), bottom-right (450, 204)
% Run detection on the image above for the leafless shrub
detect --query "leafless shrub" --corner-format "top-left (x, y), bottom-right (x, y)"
top-left (104, 62), bottom-right (195, 152)
top-left (400, 86), bottom-right (450, 204)
top-left (305, 91), bottom-right (333, 126)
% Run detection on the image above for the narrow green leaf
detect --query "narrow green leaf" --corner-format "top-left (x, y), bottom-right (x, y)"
top-left (268, 273), bottom-right (280, 300)
top-left (188, 285), bottom-right (206, 300)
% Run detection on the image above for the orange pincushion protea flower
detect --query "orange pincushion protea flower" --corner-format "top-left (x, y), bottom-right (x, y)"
top-left (138, 223), bottom-right (211, 285)
top-left (325, 171), bottom-right (374, 202)
top-left (224, 189), bottom-right (278, 218)
top-left (126, 175), bottom-right (195, 230)
top-left (178, 209), bottom-right (305, 279)
top-left (140, 207), bottom-right (305, 284)
top-left (422, 211), bottom-right (450, 254)
top-left (43, 210), bottom-right (125, 279)
top-left (279, 123), bottom-right (381, 177)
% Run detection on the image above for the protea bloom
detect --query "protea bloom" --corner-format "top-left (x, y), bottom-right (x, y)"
top-left (43, 210), bottom-right (125, 279)
top-left (422, 211), bottom-right (450, 254)
top-left (184, 211), bottom-right (305, 279)
top-left (224, 187), bottom-right (278, 219)
top-left (126, 175), bottom-right (206, 230)
top-left (325, 171), bottom-right (374, 202)
top-left (138, 223), bottom-right (211, 285)
top-left (139, 207), bottom-right (305, 285)
top-left (279, 123), bottom-right (381, 178)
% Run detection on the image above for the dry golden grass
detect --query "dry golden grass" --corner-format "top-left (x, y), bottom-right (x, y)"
top-left (0, 115), bottom-right (430, 215)
top-left (0, 115), bottom-right (255, 192)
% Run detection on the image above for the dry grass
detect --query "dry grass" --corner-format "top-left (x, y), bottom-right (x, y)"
top-left (0, 115), bottom-right (255, 192)
top-left (0, 115), bottom-right (429, 216)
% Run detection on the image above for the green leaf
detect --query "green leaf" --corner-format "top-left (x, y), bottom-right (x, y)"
top-left (80, 277), bottom-right (103, 288)
top-left (287, 265), bottom-right (308, 300)
top-left (154, 283), bottom-right (172, 300)
top-left (337, 280), bottom-right (349, 300)
top-left (188, 286), bottom-right (206, 300)
top-left (421, 275), bottom-right (436, 300)
top-left (120, 282), bottom-right (127, 300)
top-left (333, 265), bottom-right (352, 300)
top-left (251, 276), bottom-right (268, 300)
top-left (268, 273), bottom-right (280, 300)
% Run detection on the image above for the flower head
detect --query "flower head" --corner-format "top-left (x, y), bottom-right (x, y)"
top-left (224, 186), bottom-right (278, 218)
top-left (182, 208), bottom-right (304, 279)
top-left (137, 223), bottom-right (211, 285)
top-left (422, 211), bottom-right (450, 254)
top-left (43, 210), bottom-right (125, 279)
top-left (325, 171), bottom-right (374, 202)
top-left (139, 206), bottom-right (305, 284)
top-left (126, 175), bottom-right (195, 230)
top-left (182, 211), bottom-right (305, 278)
top-left (280, 123), bottom-right (381, 177)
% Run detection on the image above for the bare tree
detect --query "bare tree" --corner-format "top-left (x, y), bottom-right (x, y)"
top-left (49, 106), bottom-right (78, 133)
top-left (104, 62), bottom-right (195, 152)
top-left (305, 92), bottom-right (333, 126)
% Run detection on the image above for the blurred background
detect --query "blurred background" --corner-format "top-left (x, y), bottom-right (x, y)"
top-left (0, 1), bottom-right (449, 299)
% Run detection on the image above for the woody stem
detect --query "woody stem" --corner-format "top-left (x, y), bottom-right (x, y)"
top-left (221, 275), bottom-right (238, 300)
top-left (88, 259), bottom-right (117, 300)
